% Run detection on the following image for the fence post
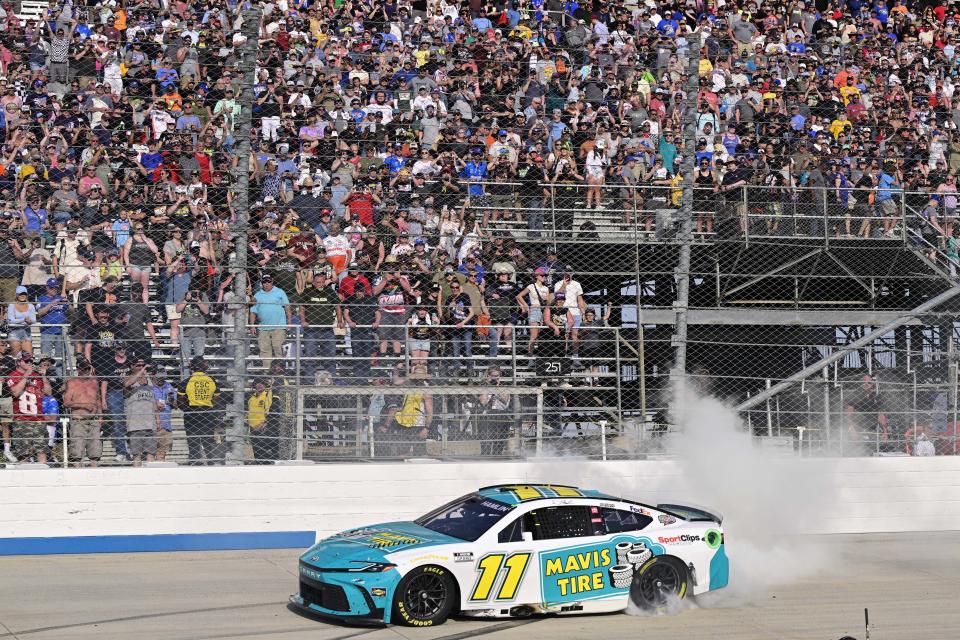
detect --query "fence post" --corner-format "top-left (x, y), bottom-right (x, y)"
top-left (295, 329), bottom-right (302, 386)
top-left (368, 414), bottom-right (375, 459)
top-left (614, 329), bottom-right (623, 437)
top-left (600, 420), bottom-right (607, 461)
top-left (535, 389), bottom-right (544, 456)
top-left (295, 388), bottom-right (304, 461)
top-left (549, 183), bottom-right (558, 247)
top-left (901, 190), bottom-right (907, 245)
top-left (823, 187), bottom-right (830, 245)
top-left (742, 186), bottom-right (750, 244)
top-left (60, 416), bottom-right (69, 469)
top-left (825, 369), bottom-right (833, 454)
top-left (511, 331), bottom-right (517, 383)
top-left (765, 378), bottom-right (773, 437)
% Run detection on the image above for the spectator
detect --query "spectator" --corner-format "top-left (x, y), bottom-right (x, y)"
top-left (484, 267), bottom-right (520, 358)
top-left (443, 278), bottom-right (475, 377)
top-left (373, 258), bottom-right (412, 364)
top-left (0, 340), bottom-right (18, 462)
top-left (36, 278), bottom-right (68, 375)
top-left (406, 306), bottom-right (437, 377)
top-left (20, 237), bottom-right (53, 300)
top-left (5, 353), bottom-right (53, 464)
top-left (249, 275), bottom-right (292, 371)
top-left (343, 287), bottom-right (376, 383)
top-left (150, 367), bottom-right (176, 462)
top-left (99, 343), bottom-right (131, 463)
top-left (477, 366), bottom-right (513, 457)
top-left (178, 356), bottom-right (221, 465)
top-left (516, 268), bottom-right (551, 357)
top-left (379, 366), bottom-right (431, 457)
top-left (63, 360), bottom-right (102, 468)
top-left (268, 361), bottom-right (297, 461)
top-left (6, 285), bottom-right (37, 358)
top-left (118, 284), bottom-right (161, 362)
top-left (176, 287), bottom-right (211, 371)
top-left (247, 377), bottom-right (273, 462)
top-left (554, 271), bottom-right (587, 363)
top-left (296, 272), bottom-right (341, 383)
top-left (123, 358), bottom-right (159, 467)
top-left (122, 223), bottom-right (160, 304)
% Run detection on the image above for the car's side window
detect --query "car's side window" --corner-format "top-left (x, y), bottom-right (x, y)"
top-left (522, 506), bottom-right (595, 540)
top-left (497, 515), bottom-right (524, 543)
top-left (601, 507), bottom-right (653, 533)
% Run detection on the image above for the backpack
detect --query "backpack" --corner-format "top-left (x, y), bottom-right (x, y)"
top-left (395, 393), bottom-right (424, 428)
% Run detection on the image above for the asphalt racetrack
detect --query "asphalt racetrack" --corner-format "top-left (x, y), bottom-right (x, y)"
top-left (1, 532), bottom-right (957, 640)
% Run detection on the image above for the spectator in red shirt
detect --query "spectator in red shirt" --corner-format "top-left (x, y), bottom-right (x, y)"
top-left (339, 264), bottom-right (373, 299)
top-left (343, 185), bottom-right (379, 226)
top-left (5, 353), bottom-right (53, 463)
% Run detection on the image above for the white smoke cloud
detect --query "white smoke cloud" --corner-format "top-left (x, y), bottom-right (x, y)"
top-left (665, 379), bottom-right (836, 608)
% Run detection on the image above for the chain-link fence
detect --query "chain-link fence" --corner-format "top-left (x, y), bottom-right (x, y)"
top-left (2, 182), bottom-right (960, 466)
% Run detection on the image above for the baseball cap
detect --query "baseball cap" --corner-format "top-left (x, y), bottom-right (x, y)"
top-left (46, 278), bottom-right (59, 288)
top-left (19, 353), bottom-right (34, 363)
top-left (15, 285), bottom-right (27, 295)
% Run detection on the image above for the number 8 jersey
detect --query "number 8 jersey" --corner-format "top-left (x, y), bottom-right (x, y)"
top-left (5, 371), bottom-right (46, 421)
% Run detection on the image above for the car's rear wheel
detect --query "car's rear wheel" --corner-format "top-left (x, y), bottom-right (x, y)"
top-left (629, 555), bottom-right (688, 611)
top-left (392, 565), bottom-right (455, 627)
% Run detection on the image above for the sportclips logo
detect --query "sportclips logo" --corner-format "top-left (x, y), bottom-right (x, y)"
top-left (658, 534), bottom-right (701, 545)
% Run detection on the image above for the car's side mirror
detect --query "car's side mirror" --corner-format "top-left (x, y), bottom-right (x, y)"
top-left (522, 531), bottom-right (534, 543)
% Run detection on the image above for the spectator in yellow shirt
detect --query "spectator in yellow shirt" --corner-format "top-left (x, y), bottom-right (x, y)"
top-left (247, 378), bottom-right (274, 462)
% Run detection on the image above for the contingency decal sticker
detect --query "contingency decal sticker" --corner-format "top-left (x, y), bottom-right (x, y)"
top-left (334, 528), bottom-right (425, 549)
top-left (539, 536), bottom-right (666, 605)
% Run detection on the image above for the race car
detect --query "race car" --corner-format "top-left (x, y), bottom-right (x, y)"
top-left (290, 484), bottom-right (728, 626)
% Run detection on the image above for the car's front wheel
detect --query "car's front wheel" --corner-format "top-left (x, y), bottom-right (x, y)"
top-left (629, 555), bottom-right (688, 612)
top-left (392, 565), bottom-right (456, 627)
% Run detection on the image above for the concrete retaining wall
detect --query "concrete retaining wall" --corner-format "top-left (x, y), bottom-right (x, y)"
top-left (1, 457), bottom-right (958, 554)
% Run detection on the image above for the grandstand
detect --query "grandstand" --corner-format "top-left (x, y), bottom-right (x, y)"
top-left (1, 0), bottom-right (959, 466)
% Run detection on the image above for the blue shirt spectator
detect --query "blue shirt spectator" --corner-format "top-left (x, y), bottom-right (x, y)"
top-left (251, 280), bottom-right (291, 328)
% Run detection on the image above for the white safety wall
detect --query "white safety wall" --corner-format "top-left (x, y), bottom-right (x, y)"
top-left (2, 456), bottom-right (960, 541)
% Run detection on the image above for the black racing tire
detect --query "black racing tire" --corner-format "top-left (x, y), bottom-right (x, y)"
top-left (629, 555), bottom-right (689, 611)
top-left (392, 565), bottom-right (456, 627)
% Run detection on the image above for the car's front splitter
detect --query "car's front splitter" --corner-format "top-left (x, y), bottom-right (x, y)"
top-left (288, 594), bottom-right (386, 627)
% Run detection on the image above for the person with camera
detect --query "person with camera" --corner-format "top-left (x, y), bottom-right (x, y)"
top-left (123, 357), bottom-right (159, 467)
top-left (176, 286), bottom-right (211, 371)
top-left (5, 353), bottom-right (53, 464)
top-left (477, 365), bottom-right (513, 457)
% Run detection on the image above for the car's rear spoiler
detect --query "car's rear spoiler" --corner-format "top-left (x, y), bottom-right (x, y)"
top-left (657, 503), bottom-right (723, 525)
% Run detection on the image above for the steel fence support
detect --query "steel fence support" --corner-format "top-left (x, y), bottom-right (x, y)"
top-left (614, 331), bottom-right (623, 434)
top-left (226, 7), bottom-right (261, 465)
top-left (536, 390), bottom-right (543, 456)
top-left (295, 389), bottom-right (305, 461)
top-left (634, 211), bottom-right (647, 419)
top-left (737, 286), bottom-right (960, 412)
top-left (670, 33), bottom-right (699, 386)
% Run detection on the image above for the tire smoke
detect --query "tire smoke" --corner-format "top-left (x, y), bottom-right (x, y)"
top-left (666, 379), bottom-right (835, 607)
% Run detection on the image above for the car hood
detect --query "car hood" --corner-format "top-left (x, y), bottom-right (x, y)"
top-left (300, 521), bottom-right (461, 568)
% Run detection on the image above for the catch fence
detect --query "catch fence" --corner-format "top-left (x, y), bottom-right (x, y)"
top-left (3, 182), bottom-right (960, 466)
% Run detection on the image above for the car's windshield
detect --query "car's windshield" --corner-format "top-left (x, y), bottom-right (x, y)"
top-left (415, 494), bottom-right (513, 541)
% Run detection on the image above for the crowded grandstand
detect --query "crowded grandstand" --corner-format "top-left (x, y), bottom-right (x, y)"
top-left (0, 0), bottom-right (958, 466)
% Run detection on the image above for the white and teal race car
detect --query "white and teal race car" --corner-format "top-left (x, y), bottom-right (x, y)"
top-left (290, 484), bottom-right (728, 627)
